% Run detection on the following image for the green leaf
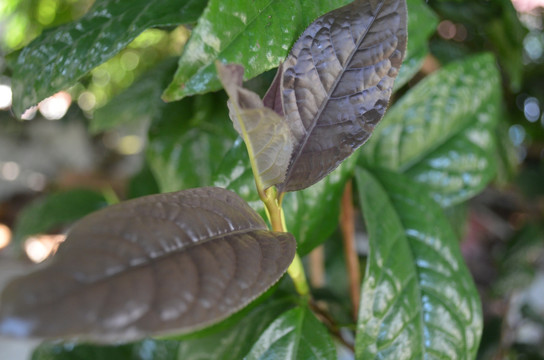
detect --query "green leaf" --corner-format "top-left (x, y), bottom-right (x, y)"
top-left (176, 295), bottom-right (294, 359)
top-left (355, 167), bottom-right (482, 359)
top-left (11, 0), bottom-right (207, 117)
top-left (394, 0), bottom-right (438, 90)
top-left (12, 189), bottom-right (107, 247)
top-left (360, 53), bottom-right (501, 206)
top-left (127, 163), bottom-right (161, 199)
top-left (213, 140), bottom-right (357, 255)
top-left (147, 92), bottom-right (237, 193)
top-left (32, 342), bottom-right (135, 360)
top-left (32, 339), bottom-right (180, 360)
top-left (283, 153), bottom-right (357, 255)
top-left (90, 58), bottom-right (179, 134)
top-left (162, 0), bottom-right (351, 101)
top-left (245, 306), bottom-right (336, 360)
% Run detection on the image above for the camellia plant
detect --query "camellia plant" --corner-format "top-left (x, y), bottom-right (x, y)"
top-left (0, 0), bottom-right (508, 358)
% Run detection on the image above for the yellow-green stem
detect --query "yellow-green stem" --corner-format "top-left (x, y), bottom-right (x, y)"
top-left (261, 187), bottom-right (310, 297)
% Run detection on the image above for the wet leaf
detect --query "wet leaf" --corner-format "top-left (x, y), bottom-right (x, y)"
top-left (11, 0), bottom-right (207, 117)
top-left (216, 62), bottom-right (294, 189)
top-left (0, 187), bottom-right (296, 342)
top-left (359, 53), bottom-right (501, 206)
top-left (355, 168), bottom-right (482, 359)
top-left (245, 306), bottom-right (336, 360)
top-left (12, 189), bottom-right (107, 247)
top-left (274, 0), bottom-right (408, 192)
top-left (162, 0), bottom-right (352, 102)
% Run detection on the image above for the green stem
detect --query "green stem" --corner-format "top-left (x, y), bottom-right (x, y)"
top-left (261, 187), bottom-right (310, 297)
top-left (230, 93), bottom-right (310, 297)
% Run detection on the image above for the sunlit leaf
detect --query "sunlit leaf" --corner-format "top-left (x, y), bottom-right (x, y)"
top-left (270, 0), bottom-right (407, 192)
top-left (245, 306), bottom-right (336, 360)
top-left (162, 0), bottom-right (353, 102)
top-left (355, 168), bottom-right (482, 359)
top-left (0, 187), bottom-right (296, 342)
top-left (216, 62), bottom-right (294, 190)
top-left (11, 0), bottom-right (207, 117)
top-left (359, 53), bottom-right (501, 206)
top-left (90, 58), bottom-right (179, 134)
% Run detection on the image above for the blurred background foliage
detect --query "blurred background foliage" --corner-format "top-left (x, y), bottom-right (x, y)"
top-left (0, 0), bottom-right (543, 359)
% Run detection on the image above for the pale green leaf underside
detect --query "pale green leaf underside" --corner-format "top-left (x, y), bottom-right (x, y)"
top-left (217, 62), bottom-right (293, 189)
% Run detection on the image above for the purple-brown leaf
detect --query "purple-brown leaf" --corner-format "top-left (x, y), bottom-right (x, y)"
top-left (0, 187), bottom-right (295, 342)
top-left (267, 0), bottom-right (407, 192)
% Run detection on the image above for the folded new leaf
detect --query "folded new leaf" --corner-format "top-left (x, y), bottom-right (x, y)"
top-left (265, 0), bottom-right (408, 192)
top-left (0, 187), bottom-right (295, 342)
top-left (217, 62), bottom-right (294, 190)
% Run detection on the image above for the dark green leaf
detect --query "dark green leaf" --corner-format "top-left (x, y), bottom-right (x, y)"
top-left (485, 0), bottom-right (526, 92)
top-left (90, 58), bottom-right (179, 134)
top-left (274, 0), bottom-right (407, 192)
top-left (11, 0), bottom-right (207, 117)
top-left (359, 53), bottom-right (502, 206)
top-left (12, 189), bottom-right (107, 247)
top-left (0, 187), bottom-right (296, 342)
top-left (32, 342), bottom-right (135, 360)
top-left (355, 168), bottom-right (482, 359)
top-left (147, 92), bottom-right (237, 193)
top-left (213, 140), bottom-right (357, 255)
top-left (32, 339), bottom-right (180, 360)
top-left (162, 0), bottom-right (352, 101)
top-left (176, 295), bottom-right (294, 359)
top-left (127, 164), bottom-right (161, 199)
top-left (394, 0), bottom-right (438, 90)
top-left (283, 154), bottom-right (357, 255)
top-left (245, 306), bottom-right (336, 360)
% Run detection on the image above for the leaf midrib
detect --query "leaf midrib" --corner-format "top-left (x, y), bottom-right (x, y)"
top-left (283, 0), bottom-right (388, 188)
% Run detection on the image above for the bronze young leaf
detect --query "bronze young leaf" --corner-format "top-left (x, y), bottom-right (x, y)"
top-left (265, 0), bottom-right (408, 192)
top-left (0, 187), bottom-right (295, 342)
top-left (216, 62), bottom-right (294, 190)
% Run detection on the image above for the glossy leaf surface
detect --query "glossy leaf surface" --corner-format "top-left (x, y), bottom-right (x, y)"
top-left (217, 62), bottom-right (294, 189)
top-left (213, 141), bottom-right (357, 255)
top-left (162, 0), bottom-right (352, 101)
top-left (245, 306), bottom-right (336, 360)
top-left (393, 0), bottom-right (438, 90)
top-left (147, 93), bottom-right (237, 193)
top-left (177, 296), bottom-right (293, 359)
top-left (359, 53), bottom-right (501, 206)
top-left (0, 187), bottom-right (296, 342)
top-left (11, 0), bottom-right (207, 117)
top-left (12, 189), bottom-right (107, 247)
top-left (274, 0), bottom-right (407, 192)
top-left (355, 168), bottom-right (482, 359)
